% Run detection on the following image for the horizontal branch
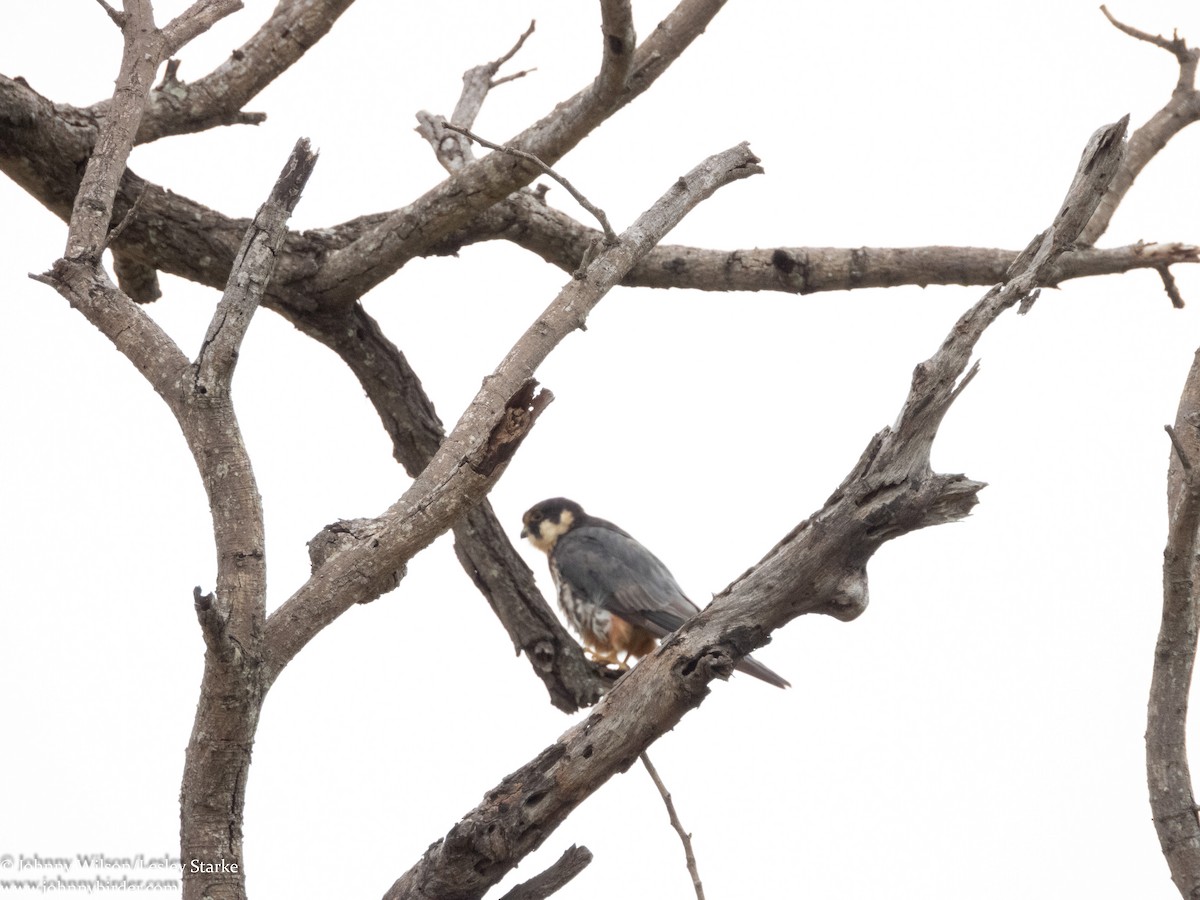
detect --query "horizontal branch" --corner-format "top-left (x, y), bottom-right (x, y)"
top-left (489, 192), bottom-right (1197, 291)
top-left (2, 70), bottom-right (1192, 312)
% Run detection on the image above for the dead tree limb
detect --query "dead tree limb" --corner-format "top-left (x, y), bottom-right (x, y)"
top-left (306, 0), bottom-right (727, 305)
top-left (1150, 347), bottom-right (1200, 895)
top-left (1083, 9), bottom-right (1200, 247)
top-left (85, 0), bottom-right (356, 143)
top-left (38, 133), bottom-right (317, 898)
top-left (496, 845), bottom-right (593, 900)
top-left (380, 117), bottom-right (1127, 900)
top-left (30, 9), bottom-right (316, 896)
top-left (261, 142), bottom-right (763, 685)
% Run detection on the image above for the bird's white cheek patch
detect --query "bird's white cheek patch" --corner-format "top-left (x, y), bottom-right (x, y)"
top-left (532, 515), bottom-right (573, 551)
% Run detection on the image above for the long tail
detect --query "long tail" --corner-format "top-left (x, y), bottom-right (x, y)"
top-left (736, 653), bottom-right (790, 689)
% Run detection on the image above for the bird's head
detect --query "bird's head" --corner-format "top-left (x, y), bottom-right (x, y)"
top-left (521, 497), bottom-right (585, 553)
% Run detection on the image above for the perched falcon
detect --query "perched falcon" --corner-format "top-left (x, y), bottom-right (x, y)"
top-left (521, 497), bottom-right (789, 688)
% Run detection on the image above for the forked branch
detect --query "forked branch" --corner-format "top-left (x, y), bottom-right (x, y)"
top-left (262, 143), bottom-right (764, 686)
top-left (1082, 9), bottom-right (1200, 247)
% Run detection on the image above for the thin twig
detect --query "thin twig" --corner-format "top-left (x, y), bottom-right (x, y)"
top-left (492, 69), bottom-right (536, 88)
top-left (450, 22), bottom-right (537, 133)
top-left (1100, 5), bottom-right (1191, 60)
top-left (1167, 424), bottom-right (1193, 472)
top-left (94, 0), bottom-right (124, 27)
top-left (1158, 264), bottom-right (1186, 309)
top-left (442, 123), bottom-right (618, 244)
top-left (640, 752), bottom-right (705, 900)
top-left (492, 20), bottom-right (536, 72)
top-left (99, 183), bottom-right (148, 255)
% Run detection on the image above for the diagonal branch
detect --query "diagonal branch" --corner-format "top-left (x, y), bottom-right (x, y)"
top-left (417, 22), bottom-right (538, 175)
top-left (380, 118), bottom-right (1127, 900)
top-left (195, 137), bottom-right (317, 392)
top-left (161, 0), bottom-right (243, 56)
top-left (67, 0), bottom-right (239, 261)
top-left (87, 0), bottom-right (358, 143)
top-left (444, 123), bottom-right (617, 243)
top-left (641, 752), bottom-right (705, 900)
top-left (292, 303), bottom-right (614, 711)
top-left (66, 0), bottom-right (161, 262)
top-left (1082, 9), bottom-right (1200, 246)
top-left (496, 845), bottom-right (593, 900)
top-left (261, 142), bottom-right (763, 687)
top-left (1100, 5), bottom-right (1194, 60)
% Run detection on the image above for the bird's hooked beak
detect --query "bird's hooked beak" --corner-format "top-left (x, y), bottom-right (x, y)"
top-left (519, 525), bottom-right (529, 539)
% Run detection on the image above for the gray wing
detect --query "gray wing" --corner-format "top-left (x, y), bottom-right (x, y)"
top-left (553, 523), bottom-right (700, 637)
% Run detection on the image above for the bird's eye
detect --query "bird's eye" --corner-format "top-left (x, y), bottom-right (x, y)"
top-left (530, 511), bottom-right (542, 522)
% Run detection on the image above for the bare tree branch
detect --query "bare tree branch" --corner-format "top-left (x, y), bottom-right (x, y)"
top-left (37, 141), bottom-right (317, 900)
top-left (381, 117), bottom-right (1126, 900)
top-left (1150, 350), bottom-right (1200, 895)
top-left (196, 137), bottom-right (317, 393)
top-left (1082, 9), bottom-right (1200, 246)
top-left (1101, 5), bottom-right (1192, 58)
top-left (1158, 262), bottom-right (1187, 308)
top-left (34, 16), bottom-right (319, 890)
top-left (596, 0), bottom-right (636, 100)
top-left (67, 0), bottom-right (239, 260)
top-left (85, 0), bottom-right (357, 143)
top-left (94, 0), bottom-right (125, 28)
top-left (66, 0), bottom-right (161, 262)
top-left (160, 0), bottom-right (242, 56)
top-left (416, 22), bottom-right (538, 175)
top-left (496, 845), bottom-right (593, 900)
top-left (453, 23), bottom-right (536, 131)
top-left (444, 122), bottom-right (617, 243)
top-left (307, 0), bottom-right (728, 306)
top-left (479, 190), bottom-right (1198, 292)
top-left (288, 295), bottom-right (611, 710)
top-left (262, 142), bottom-right (762, 686)
top-left (3, 64), bottom-right (1192, 312)
top-left (641, 752), bottom-right (705, 900)
top-left (1165, 424), bottom-right (1192, 471)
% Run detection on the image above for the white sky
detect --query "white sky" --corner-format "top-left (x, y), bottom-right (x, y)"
top-left (3, 1), bottom-right (1200, 898)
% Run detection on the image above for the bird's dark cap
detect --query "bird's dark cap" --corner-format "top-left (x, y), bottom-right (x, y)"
top-left (521, 497), bottom-right (586, 538)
